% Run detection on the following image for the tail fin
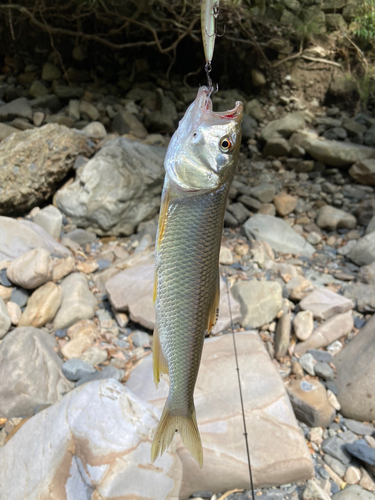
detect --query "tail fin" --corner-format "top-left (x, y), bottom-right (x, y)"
top-left (151, 402), bottom-right (203, 467)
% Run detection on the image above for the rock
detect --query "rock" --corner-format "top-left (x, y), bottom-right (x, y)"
top-left (0, 123), bottom-right (18, 140)
top-left (106, 264), bottom-right (240, 334)
top-left (18, 281), bottom-right (62, 328)
top-left (81, 121), bottom-right (107, 139)
top-left (303, 479), bottom-right (331, 500)
top-left (294, 311), bottom-right (354, 355)
top-left (307, 231), bottom-right (322, 245)
top-left (41, 62), bottom-right (61, 81)
top-left (6, 248), bottom-right (52, 289)
top-left (243, 214), bottom-right (315, 257)
top-left (32, 205), bottom-right (63, 239)
top-left (349, 232), bottom-right (375, 266)
top-left (232, 280), bottom-right (283, 328)
top-left (345, 466), bottom-right (361, 485)
top-left (299, 288), bottom-right (354, 321)
top-left (127, 332), bottom-right (313, 495)
top-left (345, 419), bottom-right (375, 436)
top-left (249, 183), bottom-right (276, 203)
top-left (62, 358), bottom-right (96, 381)
top-left (316, 206), bottom-right (357, 231)
top-left (275, 311), bottom-right (292, 359)
top-left (64, 228), bottom-right (96, 245)
top-left (335, 316), bottom-right (375, 421)
top-left (10, 288), bottom-right (30, 308)
top-left (261, 112), bottom-right (306, 141)
top-left (332, 485), bottom-right (375, 499)
top-left (349, 160), bottom-right (375, 185)
top-left (246, 98), bottom-right (266, 121)
top-left (0, 97), bottom-right (32, 122)
top-left (30, 94), bottom-right (62, 112)
top-left (51, 255), bottom-right (75, 282)
top-left (79, 100), bottom-right (99, 121)
top-left (343, 283), bottom-right (375, 312)
top-left (314, 362), bottom-right (334, 380)
top-left (80, 346), bottom-right (108, 366)
top-left (346, 442), bottom-right (375, 466)
top-left (0, 379), bottom-right (182, 499)
top-left (286, 276), bottom-right (314, 301)
top-left (0, 124), bottom-right (93, 214)
top-left (287, 378), bottom-right (335, 428)
top-left (0, 326), bottom-right (73, 418)
top-left (0, 217), bottom-right (70, 262)
top-left (294, 310), bottom-right (314, 341)
top-left (366, 216), bottom-right (375, 235)
top-left (112, 110), bottom-right (148, 139)
top-left (302, 137), bottom-right (375, 167)
top-left (55, 137), bottom-right (166, 236)
top-left (6, 301), bottom-right (21, 326)
top-left (53, 273), bottom-right (97, 330)
top-left (327, 389), bottom-right (341, 411)
top-left (324, 454), bottom-right (347, 477)
top-left (360, 469), bottom-right (375, 492)
top-left (299, 353), bottom-right (316, 375)
top-left (323, 435), bottom-right (352, 465)
top-left (273, 192), bottom-right (297, 216)
top-left (219, 246), bottom-right (234, 265)
top-left (263, 138), bottom-right (291, 157)
top-left (76, 365), bottom-right (125, 387)
top-left (227, 202), bottom-right (251, 224)
top-left (251, 68), bottom-right (266, 87)
top-left (326, 13), bottom-right (347, 30)
top-left (0, 296), bottom-right (11, 339)
top-left (131, 330), bottom-right (151, 348)
top-left (61, 319), bottom-right (99, 359)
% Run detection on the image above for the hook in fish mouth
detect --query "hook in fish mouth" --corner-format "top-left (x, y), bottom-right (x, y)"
top-left (196, 86), bottom-right (244, 124)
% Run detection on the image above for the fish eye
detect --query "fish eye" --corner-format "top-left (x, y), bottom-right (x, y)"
top-left (220, 137), bottom-right (233, 152)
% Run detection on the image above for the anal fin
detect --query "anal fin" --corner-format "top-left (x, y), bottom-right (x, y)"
top-left (153, 325), bottom-right (169, 388)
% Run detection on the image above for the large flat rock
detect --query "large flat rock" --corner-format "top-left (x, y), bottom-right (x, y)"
top-left (127, 331), bottom-right (314, 498)
top-left (302, 137), bottom-right (375, 167)
top-left (0, 380), bottom-right (182, 500)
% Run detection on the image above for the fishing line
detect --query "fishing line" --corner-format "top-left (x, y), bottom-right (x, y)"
top-left (225, 275), bottom-right (255, 500)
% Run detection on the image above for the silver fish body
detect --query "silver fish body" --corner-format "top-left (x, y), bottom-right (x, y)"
top-left (151, 87), bottom-right (243, 467)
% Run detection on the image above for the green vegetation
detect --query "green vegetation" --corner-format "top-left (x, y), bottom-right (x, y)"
top-left (353, 0), bottom-right (375, 42)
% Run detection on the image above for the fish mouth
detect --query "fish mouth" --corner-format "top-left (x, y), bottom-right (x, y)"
top-left (194, 86), bottom-right (244, 125)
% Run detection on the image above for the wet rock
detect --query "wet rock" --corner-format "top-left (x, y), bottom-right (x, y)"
top-left (299, 288), bottom-right (354, 321)
top-left (0, 97), bottom-right (32, 122)
top-left (55, 137), bottom-right (166, 236)
top-left (0, 326), bottom-right (73, 418)
top-left (32, 205), bottom-right (63, 239)
top-left (348, 232), bottom-right (375, 266)
top-left (335, 315), bottom-right (375, 421)
top-left (60, 319), bottom-right (99, 360)
top-left (332, 485), bottom-right (375, 499)
top-left (287, 378), bottom-right (335, 428)
top-left (6, 248), bottom-right (52, 289)
top-left (18, 282), bottom-right (62, 328)
top-left (53, 273), bottom-right (97, 330)
top-left (261, 112), bottom-right (306, 141)
top-left (316, 206), bottom-right (357, 231)
top-left (302, 137), bottom-right (375, 167)
top-left (0, 296), bottom-right (11, 339)
top-left (294, 311), bottom-right (353, 355)
top-left (349, 159), bottom-right (375, 186)
top-left (0, 379), bottom-right (182, 500)
top-left (0, 216), bottom-right (70, 261)
top-left (0, 124), bottom-right (93, 214)
top-left (243, 214), bottom-right (315, 257)
top-left (293, 310), bottom-right (314, 341)
top-left (127, 332), bottom-right (314, 496)
top-left (232, 279), bottom-right (283, 328)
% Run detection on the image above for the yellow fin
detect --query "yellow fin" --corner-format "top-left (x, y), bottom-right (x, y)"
top-left (151, 403), bottom-right (203, 467)
top-left (156, 188), bottom-right (170, 250)
top-left (152, 325), bottom-right (168, 388)
top-left (207, 275), bottom-right (220, 333)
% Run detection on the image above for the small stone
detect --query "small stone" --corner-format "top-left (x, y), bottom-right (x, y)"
top-left (6, 301), bottom-right (21, 326)
top-left (18, 282), bottom-right (62, 328)
top-left (42, 62), bottom-right (61, 81)
top-left (324, 454), bottom-right (347, 478)
top-left (316, 206), bottom-right (357, 231)
top-left (307, 231), bottom-right (322, 245)
top-left (81, 121), bottom-right (107, 139)
top-left (314, 362), bottom-right (334, 381)
top-left (76, 260), bottom-right (99, 274)
top-left (10, 288), bottom-right (30, 308)
top-left (294, 310), bottom-right (314, 341)
top-left (0, 296), bottom-right (11, 339)
top-left (6, 248), bottom-right (52, 289)
top-left (131, 330), bottom-right (151, 348)
top-left (346, 442), bottom-right (375, 466)
top-left (80, 346), bottom-right (108, 366)
top-left (345, 466), bottom-right (361, 485)
top-left (332, 484), bottom-right (375, 499)
top-left (345, 420), bottom-right (375, 436)
top-left (287, 276), bottom-right (314, 301)
top-left (292, 361), bottom-right (304, 379)
top-left (349, 232), bottom-right (375, 266)
top-left (75, 366), bottom-right (125, 387)
top-left (299, 353), bottom-right (316, 375)
top-left (249, 183), bottom-right (276, 203)
top-left (219, 246), bottom-right (234, 265)
top-left (79, 100), bottom-right (99, 121)
top-left (51, 255), bottom-right (75, 282)
top-left (322, 435), bottom-right (352, 465)
top-left (258, 203), bottom-right (276, 216)
top-left (32, 205), bottom-right (63, 240)
top-left (300, 288), bottom-right (354, 321)
top-left (273, 192), bottom-right (297, 216)
top-left (264, 138), bottom-right (291, 157)
top-left (360, 468), bottom-right (375, 492)
top-left (309, 427), bottom-right (324, 445)
top-left (275, 311), bottom-right (292, 359)
top-left (68, 99), bottom-right (80, 121)
top-left (303, 479), bottom-right (331, 500)
top-left (62, 358), bottom-right (96, 381)
top-left (251, 68), bottom-right (266, 87)
top-left (61, 319), bottom-right (99, 359)
top-left (64, 228), bottom-right (96, 245)
top-left (112, 110), bottom-right (148, 139)
top-left (327, 390), bottom-right (341, 410)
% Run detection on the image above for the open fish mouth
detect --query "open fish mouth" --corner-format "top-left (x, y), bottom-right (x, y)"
top-left (193, 86), bottom-right (244, 125)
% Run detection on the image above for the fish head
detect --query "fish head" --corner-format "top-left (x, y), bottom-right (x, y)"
top-left (165, 86), bottom-right (243, 192)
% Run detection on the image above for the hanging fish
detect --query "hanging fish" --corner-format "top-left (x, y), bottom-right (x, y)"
top-left (201, 0), bottom-right (220, 64)
top-left (151, 86), bottom-right (243, 467)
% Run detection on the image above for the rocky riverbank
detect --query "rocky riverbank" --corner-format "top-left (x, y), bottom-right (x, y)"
top-left (0, 61), bottom-right (375, 499)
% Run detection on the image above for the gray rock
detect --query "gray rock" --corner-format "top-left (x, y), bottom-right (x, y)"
top-left (335, 316), bottom-right (375, 421)
top-left (55, 137), bottom-right (166, 236)
top-left (345, 420), bottom-right (375, 437)
top-left (322, 435), bottom-right (352, 465)
top-left (32, 205), bottom-right (63, 239)
top-left (81, 121), bottom-right (107, 140)
top-left (0, 296), bottom-right (11, 339)
top-left (64, 228), bottom-right (96, 245)
top-left (302, 137), bottom-right (375, 167)
top-left (0, 326), bottom-right (73, 418)
top-left (349, 159), bottom-right (375, 186)
top-left (241, 114), bottom-right (257, 141)
top-left (0, 124), bottom-right (93, 214)
top-left (300, 288), bottom-right (354, 321)
top-left (112, 110), bottom-right (148, 138)
top-left (0, 379), bottom-right (182, 500)
top-left (294, 310), bottom-right (314, 341)
top-left (10, 288), bottom-right (30, 308)
top-left (299, 353), bottom-right (316, 375)
top-left (232, 280), bottom-right (283, 328)
top-left (18, 281), bottom-right (62, 328)
top-left (6, 248), bottom-right (52, 290)
top-left (349, 232), bottom-right (375, 266)
top-left (53, 84), bottom-right (84, 99)
top-left (0, 97), bottom-right (32, 122)
top-left (366, 216), bottom-right (375, 235)
top-left (343, 283), bottom-right (375, 312)
top-left (332, 485), bottom-right (375, 499)
top-left (314, 362), bottom-right (334, 380)
top-left (316, 205), bottom-right (357, 231)
top-left (323, 454), bottom-right (347, 478)
top-left (264, 138), bottom-right (291, 157)
top-left (53, 273), bottom-right (97, 330)
top-left (41, 62), bottom-right (61, 81)
top-left (261, 112), bottom-right (306, 141)
top-left (75, 365), bottom-right (124, 386)
top-left (359, 262), bottom-right (375, 285)
top-left (131, 330), bottom-right (151, 348)
top-left (29, 95), bottom-right (62, 112)
top-left (0, 123), bottom-right (18, 140)
top-left (62, 358), bottom-right (96, 381)
top-left (79, 100), bottom-right (99, 121)
top-left (303, 479), bottom-right (331, 500)
top-left (227, 202), bottom-right (251, 224)
top-left (346, 442), bottom-right (375, 466)
top-left (243, 214), bottom-right (315, 257)
top-left (275, 311), bottom-right (291, 359)
top-left (249, 183), bottom-right (276, 203)
top-left (80, 346), bottom-right (108, 366)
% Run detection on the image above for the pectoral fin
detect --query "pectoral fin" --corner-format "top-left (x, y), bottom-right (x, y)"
top-left (156, 188), bottom-right (170, 250)
top-left (152, 325), bottom-right (169, 388)
top-left (207, 275), bottom-right (220, 333)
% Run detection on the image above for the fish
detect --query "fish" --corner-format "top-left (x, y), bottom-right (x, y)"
top-left (151, 86), bottom-right (243, 467)
top-left (201, 0), bottom-right (220, 64)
